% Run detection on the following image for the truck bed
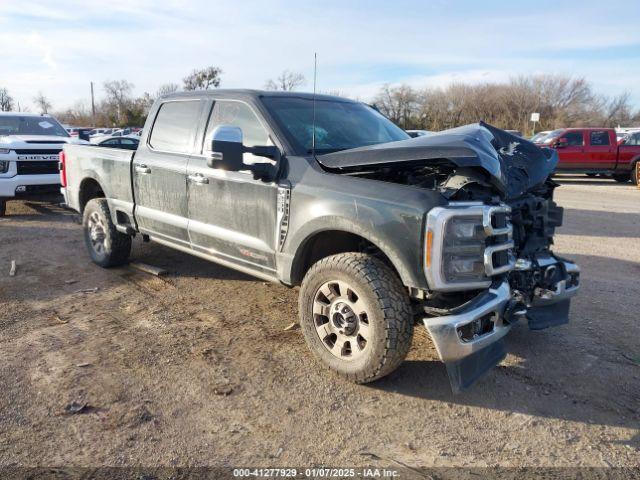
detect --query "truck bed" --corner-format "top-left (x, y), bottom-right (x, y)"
top-left (62, 144), bottom-right (135, 214)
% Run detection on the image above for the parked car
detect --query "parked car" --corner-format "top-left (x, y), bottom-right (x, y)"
top-left (530, 131), bottom-right (551, 143)
top-left (0, 112), bottom-right (86, 215)
top-left (97, 135), bottom-right (139, 150)
top-left (60, 90), bottom-right (579, 392)
top-left (542, 128), bottom-right (640, 183)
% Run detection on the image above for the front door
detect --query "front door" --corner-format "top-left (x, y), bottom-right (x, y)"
top-left (186, 99), bottom-right (279, 277)
top-left (133, 99), bottom-right (203, 246)
top-left (556, 130), bottom-right (585, 171)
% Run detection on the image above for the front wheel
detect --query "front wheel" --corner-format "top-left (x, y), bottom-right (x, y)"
top-left (82, 198), bottom-right (131, 267)
top-left (632, 163), bottom-right (639, 186)
top-left (298, 253), bottom-right (413, 383)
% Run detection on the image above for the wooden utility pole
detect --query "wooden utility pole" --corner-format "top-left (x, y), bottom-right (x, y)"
top-left (90, 81), bottom-right (96, 124)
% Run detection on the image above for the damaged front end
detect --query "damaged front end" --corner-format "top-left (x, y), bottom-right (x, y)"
top-left (318, 122), bottom-right (580, 392)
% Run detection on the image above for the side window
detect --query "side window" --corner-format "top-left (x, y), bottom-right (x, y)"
top-left (149, 100), bottom-right (201, 153)
top-left (590, 131), bottom-right (610, 146)
top-left (203, 101), bottom-right (271, 164)
top-left (565, 131), bottom-right (584, 146)
top-left (627, 133), bottom-right (640, 146)
top-left (102, 139), bottom-right (120, 146)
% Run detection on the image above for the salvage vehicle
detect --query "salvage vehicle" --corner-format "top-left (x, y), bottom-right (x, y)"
top-left (60, 90), bottom-right (580, 392)
top-left (542, 127), bottom-right (640, 184)
top-left (0, 112), bottom-right (86, 216)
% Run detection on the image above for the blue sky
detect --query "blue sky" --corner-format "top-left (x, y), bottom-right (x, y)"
top-left (1, 0), bottom-right (639, 111)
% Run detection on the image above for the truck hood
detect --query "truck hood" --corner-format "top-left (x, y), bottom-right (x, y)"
top-left (0, 135), bottom-right (86, 147)
top-left (317, 122), bottom-right (558, 199)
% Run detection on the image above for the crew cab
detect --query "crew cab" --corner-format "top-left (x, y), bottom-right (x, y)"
top-left (60, 90), bottom-right (580, 392)
top-left (0, 112), bottom-right (86, 216)
top-left (539, 127), bottom-right (640, 184)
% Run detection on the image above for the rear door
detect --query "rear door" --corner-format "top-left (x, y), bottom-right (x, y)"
top-left (556, 130), bottom-right (585, 170)
top-left (186, 98), bottom-right (279, 277)
top-left (586, 130), bottom-right (616, 170)
top-left (133, 98), bottom-right (204, 247)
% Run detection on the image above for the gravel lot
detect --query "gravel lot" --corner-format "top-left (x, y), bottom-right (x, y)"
top-left (0, 175), bottom-right (638, 473)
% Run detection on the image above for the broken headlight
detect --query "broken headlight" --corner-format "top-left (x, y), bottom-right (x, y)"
top-left (425, 203), bottom-right (514, 291)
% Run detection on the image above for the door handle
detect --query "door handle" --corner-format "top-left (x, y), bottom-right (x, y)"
top-left (135, 164), bottom-right (151, 174)
top-left (188, 173), bottom-right (209, 185)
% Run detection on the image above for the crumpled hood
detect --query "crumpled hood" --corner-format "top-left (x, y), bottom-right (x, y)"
top-left (317, 122), bottom-right (558, 199)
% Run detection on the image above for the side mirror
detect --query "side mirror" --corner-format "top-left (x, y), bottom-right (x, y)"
top-left (556, 137), bottom-right (569, 148)
top-left (207, 125), bottom-right (281, 181)
top-left (208, 125), bottom-right (245, 171)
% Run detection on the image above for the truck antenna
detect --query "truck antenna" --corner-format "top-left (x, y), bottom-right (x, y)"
top-left (311, 52), bottom-right (317, 158)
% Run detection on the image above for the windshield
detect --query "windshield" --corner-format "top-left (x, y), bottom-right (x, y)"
top-left (530, 132), bottom-right (550, 143)
top-left (542, 129), bottom-right (564, 144)
top-left (0, 115), bottom-right (69, 137)
top-left (262, 96), bottom-right (409, 155)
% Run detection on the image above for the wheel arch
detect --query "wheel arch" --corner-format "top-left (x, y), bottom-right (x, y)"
top-left (78, 176), bottom-right (106, 213)
top-left (287, 224), bottom-right (414, 288)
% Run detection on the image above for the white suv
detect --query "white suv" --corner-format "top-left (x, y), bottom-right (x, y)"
top-left (0, 112), bottom-right (85, 215)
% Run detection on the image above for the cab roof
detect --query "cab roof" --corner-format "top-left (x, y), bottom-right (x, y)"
top-left (159, 89), bottom-right (356, 103)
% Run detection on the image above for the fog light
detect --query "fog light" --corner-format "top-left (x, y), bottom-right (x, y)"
top-left (15, 185), bottom-right (26, 193)
top-left (457, 313), bottom-right (495, 342)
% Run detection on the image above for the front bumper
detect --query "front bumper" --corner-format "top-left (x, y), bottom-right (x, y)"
top-left (423, 259), bottom-right (580, 392)
top-left (0, 174), bottom-right (60, 198)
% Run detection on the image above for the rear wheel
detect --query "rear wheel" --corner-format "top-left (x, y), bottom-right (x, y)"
top-left (298, 253), bottom-right (413, 383)
top-left (632, 163), bottom-right (639, 186)
top-left (0, 198), bottom-right (6, 217)
top-left (82, 198), bottom-right (131, 267)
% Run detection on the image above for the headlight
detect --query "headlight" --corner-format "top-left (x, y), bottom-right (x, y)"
top-left (425, 204), bottom-right (515, 291)
top-left (442, 215), bottom-right (487, 283)
top-left (0, 160), bottom-right (9, 173)
top-left (0, 148), bottom-right (10, 155)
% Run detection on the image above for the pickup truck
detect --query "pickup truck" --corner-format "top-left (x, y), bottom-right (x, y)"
top-left (0, 112), bottom-right (84, 216)
top-left (61, 90), bottom-right (580, 392)
top-left (535, 127), bottom-right (640, 184)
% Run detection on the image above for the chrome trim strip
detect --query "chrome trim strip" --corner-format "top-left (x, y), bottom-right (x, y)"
top-left (484, 241), bottom-right (515, 276)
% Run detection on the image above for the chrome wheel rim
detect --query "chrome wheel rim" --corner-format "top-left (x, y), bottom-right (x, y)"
top-left (87, 211), bottom-right (108, 255)
top-left (313, 280), bottom-right (371, 361)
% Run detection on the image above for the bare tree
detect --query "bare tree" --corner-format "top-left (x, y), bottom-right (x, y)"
top-left (0, 87), bottom-right (14, 112)
top-left (103, 80), bottom-right (134, 124)
top-left (374, 74), bottom-right (639, 133)
top-left (156, 83), bottom-right (179, 97)
top-left (183, 66), bottom-right (222, 91)
top-left (33, 91), bottom-right (52, 114)
top-left (265, 70), bottom-right (306, 91)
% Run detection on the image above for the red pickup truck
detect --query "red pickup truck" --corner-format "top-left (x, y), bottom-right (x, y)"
top-left (536, 128), bottom-right (640, 184)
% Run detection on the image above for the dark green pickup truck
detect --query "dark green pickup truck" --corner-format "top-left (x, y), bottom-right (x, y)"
top-left (61, 90), bottom-right (580, 392)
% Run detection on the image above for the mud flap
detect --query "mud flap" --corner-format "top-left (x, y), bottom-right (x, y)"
top-left (444, 338), bottom-right (507, 394)
top-left (526, 298), bottom-right (571, 330)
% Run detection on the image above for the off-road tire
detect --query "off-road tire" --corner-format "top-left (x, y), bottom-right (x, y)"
top-left (613, 173), bottom-right (630, 183)
top-left (0, 198), bottom-right (6, 217)
top-left (298, 252), bottom-right (413, 383)
top-left (82, 198), bottom-right (131, 267)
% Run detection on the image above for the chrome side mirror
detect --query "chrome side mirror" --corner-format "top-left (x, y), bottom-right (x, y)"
top-left (208, 125), bottom-right (244, 171)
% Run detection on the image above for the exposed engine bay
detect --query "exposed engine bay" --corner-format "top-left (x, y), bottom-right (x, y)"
top-left (319, 122), bottom-right (579, 327)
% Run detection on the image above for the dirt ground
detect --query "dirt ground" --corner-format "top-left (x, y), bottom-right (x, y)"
top-left (0, 175), bottom-right (639, 474)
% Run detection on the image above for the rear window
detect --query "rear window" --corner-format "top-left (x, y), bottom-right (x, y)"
top-left (149, 100), bottom-right (201, 153)
top-left (590, 130), bottom-right (610, 146)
